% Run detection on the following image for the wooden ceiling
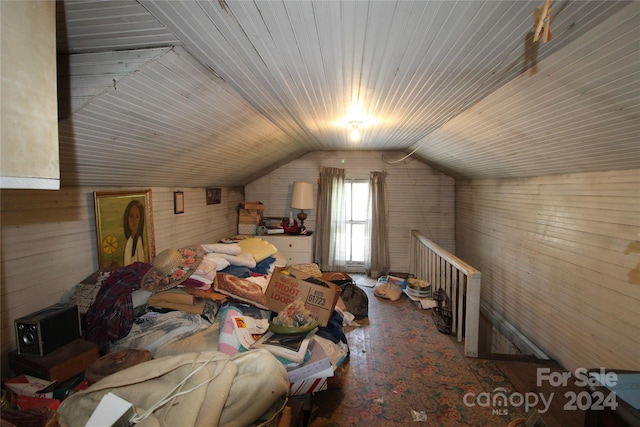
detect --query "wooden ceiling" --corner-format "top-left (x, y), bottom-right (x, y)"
top-left (56, 1), bottom-right (639, 187)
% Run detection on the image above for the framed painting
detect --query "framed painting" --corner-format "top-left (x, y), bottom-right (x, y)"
top-left (94, 190), bottom-right (155, 270)
top-left (206, 187), bottom-right (221, 205)
top-left (174, 191), bottom-right (185, 214)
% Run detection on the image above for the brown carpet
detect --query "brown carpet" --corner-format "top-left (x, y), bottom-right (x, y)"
top-left (308, 277), bottom-right (527, 427)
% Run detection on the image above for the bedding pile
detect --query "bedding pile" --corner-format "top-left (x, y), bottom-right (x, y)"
top-left (58, 350), bottom-right (289, 427)
top-left (58, 237), bottom-right (352, 426)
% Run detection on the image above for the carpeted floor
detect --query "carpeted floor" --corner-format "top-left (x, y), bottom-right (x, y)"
top-left (308, 276), bottom-right (527, 427)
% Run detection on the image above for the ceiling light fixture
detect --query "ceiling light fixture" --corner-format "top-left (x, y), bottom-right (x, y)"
top-left (349, 121), bottom-right (362, 142)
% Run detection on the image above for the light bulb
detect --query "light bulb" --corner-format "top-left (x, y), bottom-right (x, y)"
top-left (349, 121), bottom-right (362, 142)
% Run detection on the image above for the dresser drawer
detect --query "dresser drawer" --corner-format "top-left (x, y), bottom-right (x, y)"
top-left (261, 235), bottom-right (309, 252)
top-left (260, 235), bottom-right (313, 264)
top-left (282, 252), bottom-right (312, 265)
top-left (274, 238), bottom-right (310, 252)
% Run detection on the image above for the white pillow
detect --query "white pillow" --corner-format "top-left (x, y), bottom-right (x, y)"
top-left (204, 254), bottom-right (231, 271)
top-left (201, 243), bottom-right (242, 255)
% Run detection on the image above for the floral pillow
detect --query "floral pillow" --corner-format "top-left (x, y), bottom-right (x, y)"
top-left (214, 273), bottom-right (269, 309)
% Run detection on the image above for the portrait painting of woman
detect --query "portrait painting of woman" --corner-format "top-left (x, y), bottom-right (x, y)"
top-left (123, 199), bottom-right (145, 265)
top-left (94, 190), bottom-right (155, 269)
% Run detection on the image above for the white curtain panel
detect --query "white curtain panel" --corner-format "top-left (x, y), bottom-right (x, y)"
top-left (316, 167), bottom-right (346, 271)
top-left (366, 171), bottom-right (390, 277)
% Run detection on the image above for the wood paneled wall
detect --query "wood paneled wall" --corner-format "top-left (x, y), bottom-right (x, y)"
top-left (0, 186), bottom-right (242, 373)
top-left (244, 151), bottom-right (456, 273)
top-left (456, 169), bottom-right (640, 371)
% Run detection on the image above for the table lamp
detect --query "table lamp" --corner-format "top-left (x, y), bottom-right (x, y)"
top-left (291, 181), bottom-right (314, 232)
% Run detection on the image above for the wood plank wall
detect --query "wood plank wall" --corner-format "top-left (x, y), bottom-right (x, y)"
top-left (456, 169), bottom-right (640, 372)
top-left (0, 186), bottom-right (243, 373)
top-left (244, 151), bottom-right (456, 273)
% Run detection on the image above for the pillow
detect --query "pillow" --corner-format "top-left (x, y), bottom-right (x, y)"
top-left (214, 273), bottom-right (269, 309)
top-left (201, 243), bottom-right (242, 256)
top-left (272, 251), bottom-right (287, 268)
top-left (204, 254), bottom-right (231, 271)
top-left (215, 252), bottom-right (256, 269)
top-left (236, 238), bottom-right (278, 262)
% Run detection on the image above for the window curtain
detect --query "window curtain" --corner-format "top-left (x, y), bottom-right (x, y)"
top-left (365, 171), bottom-right (390, 278)
top-left (315, 167), bottom-right (346, 271)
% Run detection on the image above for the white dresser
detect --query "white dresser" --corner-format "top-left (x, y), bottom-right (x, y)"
top-left (259, 234), bottom-right (314, 265)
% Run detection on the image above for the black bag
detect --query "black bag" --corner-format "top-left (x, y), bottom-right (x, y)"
top-left (431, 288), bottom-right (453, 334)
top-left (331, 279), bottom-right (369, 319)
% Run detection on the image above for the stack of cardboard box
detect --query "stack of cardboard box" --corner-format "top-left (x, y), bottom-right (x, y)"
top-left (238, 201), bottom-right (264, 234)
top-left (263, 267), bottom-right (347, 396)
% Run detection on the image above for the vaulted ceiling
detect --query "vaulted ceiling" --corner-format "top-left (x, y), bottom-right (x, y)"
top-left (56, 0), bottom-right (639, 187)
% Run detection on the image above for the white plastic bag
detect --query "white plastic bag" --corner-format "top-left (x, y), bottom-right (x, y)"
top-left (373, 278), bottom-right (403, 301)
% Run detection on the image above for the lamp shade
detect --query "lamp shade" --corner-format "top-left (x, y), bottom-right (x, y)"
top-left (291, 181), bottom-right (314, 210)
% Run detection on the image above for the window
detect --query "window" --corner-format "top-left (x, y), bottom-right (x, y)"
top-left (345, 179), bottom-right (369, 270)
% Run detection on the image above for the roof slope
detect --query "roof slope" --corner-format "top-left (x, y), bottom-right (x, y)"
top-left (56, 0), bottom-right (639, 186)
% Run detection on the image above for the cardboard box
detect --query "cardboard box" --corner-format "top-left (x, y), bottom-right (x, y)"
top-left (380, 275), bottom-right (408, 289)
top-left (289, 377), bottom-right (328, 396)
top-left (4, 374), bottom-right (55, 398)
top-left (238, 224), bottom-right (257, 235)
top-left (241, 201), bottom-right (265, 211)
top-left (14, 394), bottom-right (61, 411)
top-left (239, 201), bottom-right (265, 227)
top-left (286, 340), bottom-right (333, 383)
top-left (239, 212), bottom-right (262, 224)
top-left (265, 267), bottom-right (341, 327)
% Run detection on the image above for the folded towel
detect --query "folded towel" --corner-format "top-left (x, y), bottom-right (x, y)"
top-left (215, 251), bottom-right (256, 268)
top-left (237, 238), bottom-right (278, 262)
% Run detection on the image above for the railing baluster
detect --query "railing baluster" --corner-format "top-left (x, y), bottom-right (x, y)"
top-left (409, 230), bottom-right (481, 357)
